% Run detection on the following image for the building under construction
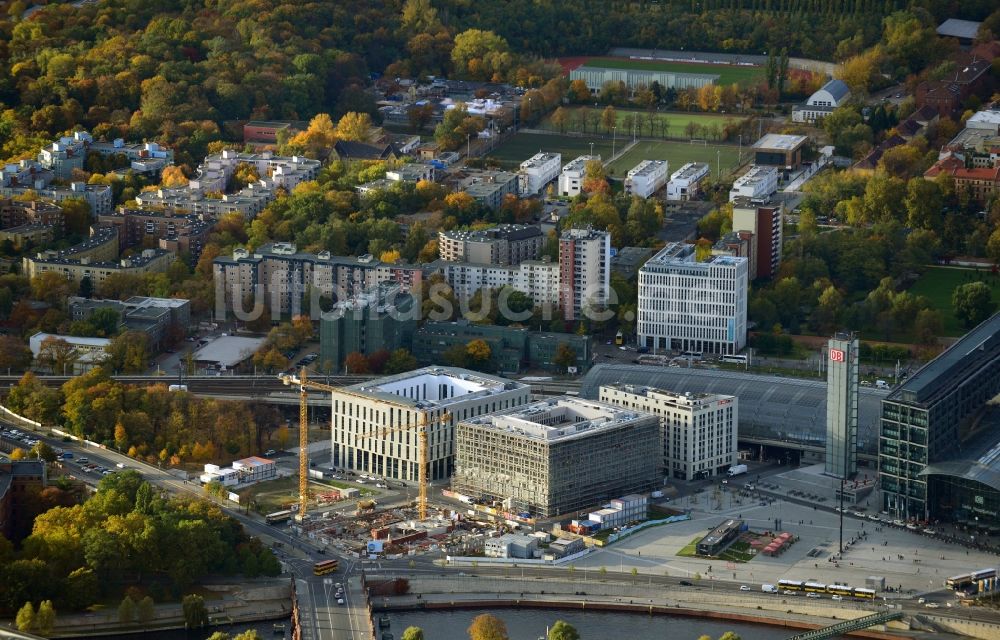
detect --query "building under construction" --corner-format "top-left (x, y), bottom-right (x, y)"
top-left (329, 366), bottom-right (531, 482)
top-left (452, 396), bottom-right (660, 518)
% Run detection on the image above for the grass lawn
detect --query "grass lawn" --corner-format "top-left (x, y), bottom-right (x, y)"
top-left (677, 535), bottom-right (702, 557)
top-left (537, 107), bottom-right (745, 140)
top-left (909, 266), bottom-right (1000, 336)
top-left (718, 540), bottom-right (755, 563)
top-left (487, 133), bottom-right (615, 169)
top-left (605, 139), bottom-right (743, 178)
top-left (239, 475), bottom-right (378, 513)
top-left (580, 56), bottom-right (764, 86)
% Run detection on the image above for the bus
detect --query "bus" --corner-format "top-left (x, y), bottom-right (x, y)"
top-left (778, 579), bottom-right (804, 592)
top-left (946, 568), bottom-right (998, 597)
top-left (804, 581), bottom-right (827, 593)
top-left (266, 509), bottom-right (294, 524)
top-left (852, 587), bottom-right (876, 600)
top-left (313, 559), bottom-right (339, 576)
top-left (720, 355), bottom-right (748, 364)
top-left (825, 584), bottom-right (853, 597)
top-left (615, 330), bottom-right (624, 346)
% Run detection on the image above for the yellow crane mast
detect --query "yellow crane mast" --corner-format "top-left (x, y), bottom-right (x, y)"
top-left (279, 368), bottom-right (340, 521)
top-left (360, 410), bottom-right (450, 520)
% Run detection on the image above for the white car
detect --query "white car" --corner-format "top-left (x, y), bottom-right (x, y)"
top-left (924, 602), bottom-right (940, 608)
top-left (783, 590), bottom-right (797, 596)
top-left (806, 593), bottom-right (821, 599)
top-left (831, 595), bottom-right (843, 601)
top-left (337, 598), bottom-right (345, 605)
top-left (739, 585), bottom-right (750, 591)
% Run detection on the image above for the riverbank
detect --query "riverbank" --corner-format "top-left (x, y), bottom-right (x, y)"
top-left (20, 579), bottom-right (293, 639)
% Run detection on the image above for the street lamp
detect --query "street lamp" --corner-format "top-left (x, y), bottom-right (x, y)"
top-left (612, 126), bottom-right (617, 158)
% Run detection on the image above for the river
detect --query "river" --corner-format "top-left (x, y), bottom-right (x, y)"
top-left (380, 609), bottom-right (843, 640)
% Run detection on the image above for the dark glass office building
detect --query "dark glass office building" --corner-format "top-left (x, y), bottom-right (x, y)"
top-left (880, 312), bottom-right (1000, 523)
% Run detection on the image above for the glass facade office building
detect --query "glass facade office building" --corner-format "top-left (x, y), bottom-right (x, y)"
top-left (826, 332), bottom-right (859, 479)
top-left (880, 313), bottom-right (1000, 523)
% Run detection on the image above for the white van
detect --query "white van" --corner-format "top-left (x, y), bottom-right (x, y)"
top-left (762, 584), bottom-right (778, 593)
top-left (875, 379), bottom-right (890, 389)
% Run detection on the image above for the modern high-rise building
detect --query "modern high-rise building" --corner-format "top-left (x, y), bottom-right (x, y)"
top-left (329, 367), bottom-right (531, 482)
top-left (880, 313), bottom-right (1000, 523)
top-left (558, 227), bottom-right (611, 320)
top-left (452, 396), bottom-right (660, 517)
top-left (731, 197), bottom-right (783, 280)
top-left (637, 243), bottom-right (748, 355)
top-left (600, 384), bottom-right (737, 481)
top-left (318, 284), bottom-right (417, 373)
top-left (826, 332), bottom-right (859, 479)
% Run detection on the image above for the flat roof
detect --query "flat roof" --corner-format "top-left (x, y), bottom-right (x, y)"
top-left (562, 155), bottom-right (599, 173)
top-left (345, 366), bottom-right (525, 409)
top-left (602, 383), bottom-right (735, 407)
top-left (887, 311), bottom-right (1000, 406)
top-left (937, 18), bottom-right (981, 40)
top-left (628, 160), bottom-right (667, 178)
top-left (700, 518), bottom-right (743, 545)
top-left (234, 456), bottom-right (275, 467)
top-left (461, 396), bottom-right (653, 443)
top-left (192, 335), bottom-right (266, 367)
top-left (752, 133), bottom-right (808, 151)
top-left (671, 162), bottom-right (710, 181)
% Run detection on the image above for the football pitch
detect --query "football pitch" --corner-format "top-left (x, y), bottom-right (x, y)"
top-left (605, 140), bottom-right (744, 178)
top-left (537, 107), bottom-right (744, 139)
top-left (574, 56), bottom-right (763, 86)
top-left (487, 133), bottom-right (616, 168)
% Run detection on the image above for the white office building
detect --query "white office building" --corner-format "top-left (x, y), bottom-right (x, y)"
top-left (666, 162), bottom-right (710, 201)
top-left (729, 165), bottom-right (779, 202)
top-left (558, 155), bottom-right (599, 197)
top-left (518, 152), bottom-right (561, 196)
top-left (329, 367), bottom-right (531, 482)
top-left (637, 242), bottom-right (748, 355)
top-left (558, 227), bottom-right (611, 319)
top-left (624, 160), bottom-right (669, 198)
top-left (600, 384), bottom-right (738, 481)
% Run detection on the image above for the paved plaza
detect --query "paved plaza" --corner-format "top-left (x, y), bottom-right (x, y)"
top-left (576, 464), bottom-right (999, 598)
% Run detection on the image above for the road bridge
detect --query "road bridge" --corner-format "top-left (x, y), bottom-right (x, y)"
top-left (786, 610), bottom-right (904, 639)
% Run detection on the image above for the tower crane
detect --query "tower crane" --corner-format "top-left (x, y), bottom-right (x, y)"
top-left (357, 410), bottom-right (450, 520)
top-left (278, 368), bottom-right (340, 521)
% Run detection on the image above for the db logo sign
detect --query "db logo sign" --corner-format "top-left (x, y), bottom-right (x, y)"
top-left (830, 348), bottom-right (845, 362)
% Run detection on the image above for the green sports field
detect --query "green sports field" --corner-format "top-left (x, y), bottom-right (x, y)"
top-left (487, 133), bottom-right (616, 169)
top-left (537, 107), bottom-right (745, 140)
top-left (580, 56), bottom-right (764, 86)
top-left (605, 140), bottom-right (744, 178)
top-left (909, 266), bottom-right (1000, 336)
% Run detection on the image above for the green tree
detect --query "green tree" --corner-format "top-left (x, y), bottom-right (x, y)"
top-left (552, 343), bottom-right (577, 372)
top-left (36, 600), bottom-right (55, 635)
top-left (182, 594), bottom-right (209, 629)
top-left (467, 613), bottom-right (509, 640)
top-left (384, 348), bottom-right (418, 374)
top-left (233, 631), bottom-right (264, 640)
top-left (401, 627), bottom-right (425, 640)
top-left (952, 282), bottom-right (996, 329)
top-left (450, 29), bottom-right (511, 80)
top-left (118, 595), bottom-right (136, 623)
top-left (548, 620), bottom-right (580, 640)
top-left (137, 596), bottom-right (155, 626)
top-left (105, 331), bottom-right (150, 374)
top-left (15, 602), bottom-right (34, 632)
top-left (31, 440), bottom-right (56, 462)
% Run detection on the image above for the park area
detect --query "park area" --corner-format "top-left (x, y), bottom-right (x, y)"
top-left (605, 139), bottom-right (744, 178)
top-left (565, 56), bottom-right (764, 86)
top-left (536, 107), bottom-right (745, 141)
top-left (238, 475), bottom-right (378, 514)
top-left (909, 266), bottom-right (1000, 336)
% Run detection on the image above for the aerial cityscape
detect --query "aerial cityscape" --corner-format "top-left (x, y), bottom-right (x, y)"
top-left (0, 1), bottom-right (999, 640)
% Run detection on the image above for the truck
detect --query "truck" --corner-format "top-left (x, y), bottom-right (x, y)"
top-left (727, 464), bottom-right (748, 477)
top-left (762, 584), bottom-right (778, 594)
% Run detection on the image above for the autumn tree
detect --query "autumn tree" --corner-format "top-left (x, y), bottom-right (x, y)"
top-left (288, 114), bottom-right (338, 156)
top-left (105, 331), bottom-right (149, 374)
top-left (335, 112), bottom-right (374, 142)
top-left (36, 336), bottom-right (78, 375)
top-left (550, 106), bottom-right (569, 133)
top-left (468, 613), bottom-right (509, 640)
top-left (182, 594), bottom-right (208, 629)
top-left (15, 602), bottom-right (34, 632)
top-left (451, 29), bottom-right (512, 81)
top-left (0, 335), bottom-right (32, 372)
top-left (30, 271), bottom-right (74, 306)
top-left (552, 343), bottom-right (577, 372)
top-left (343, 352), bottom-right (370, 374)
top-left (118, 596), bottom-right (136, 623)
top-left (569, 79), bottom-right (590, 103)
top-left (160, 165), bottom-right (188, 188)
top-left (401, 627), bottom-right (425, 640)
top-left (601, 105), bottom-right (617, 134)
top-left (384, 348), bottom-right (418, 374)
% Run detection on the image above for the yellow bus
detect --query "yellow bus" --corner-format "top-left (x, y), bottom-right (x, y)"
top-left (313, 559), bottom-right (339, 576)
top-left (615, 330), bottom-right (624, 346)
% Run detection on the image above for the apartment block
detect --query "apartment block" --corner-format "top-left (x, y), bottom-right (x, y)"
top-left (558, 155), bottom-right (600, 197)
top-left (666, 162), bottom-right (710, 201)
top-left (135, 183), bottom-right (273, 219)
top-left (452, 396), bottom-right (660, 517)
top-left (431, 257), bottom-right (560, 308)
top-left (39, 130), bottom-right (174, 177)
top-left (438, 224), bottom-right (543, 265)
top-left (37, 131), bottom-right (91, 180)
top-left (0, 224), bottom-right (55, 249)
top-left (558, 227), bottom-right (611, 319)
top-left (624, 160), bottom-right (669, 199)
top-left (0, 199), bottom-right (63, 231)
top-left (98, 208), bottom-right (210, 258)
top-left (213, 243), bottom-right (424, 319)
top-left (731, 197), bottom-right (783, 280)
top-left (24, 247), bottom-right (174, 285)
top-left (600, 384), bottom-right (737, 481)
top-left (329, 366), bottom-right (531, 481)
top-left (637, 242), bottom-right (748, 355)
top-left (460, 170), bottom-right (520, 210)
top-left (729, 165), bottom-right (779, 202)
top-left (191, 150), bottom-right (320, 193)
top-left (518, 152), bottom-right (561, 196)
top-left (0, 181), bottom-right (113, 216)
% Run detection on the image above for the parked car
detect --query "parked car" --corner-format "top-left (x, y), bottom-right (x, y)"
top-left (679, 580), bottom-right (693, 586)
top-left (739, 585), bottom-right (750, 592)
